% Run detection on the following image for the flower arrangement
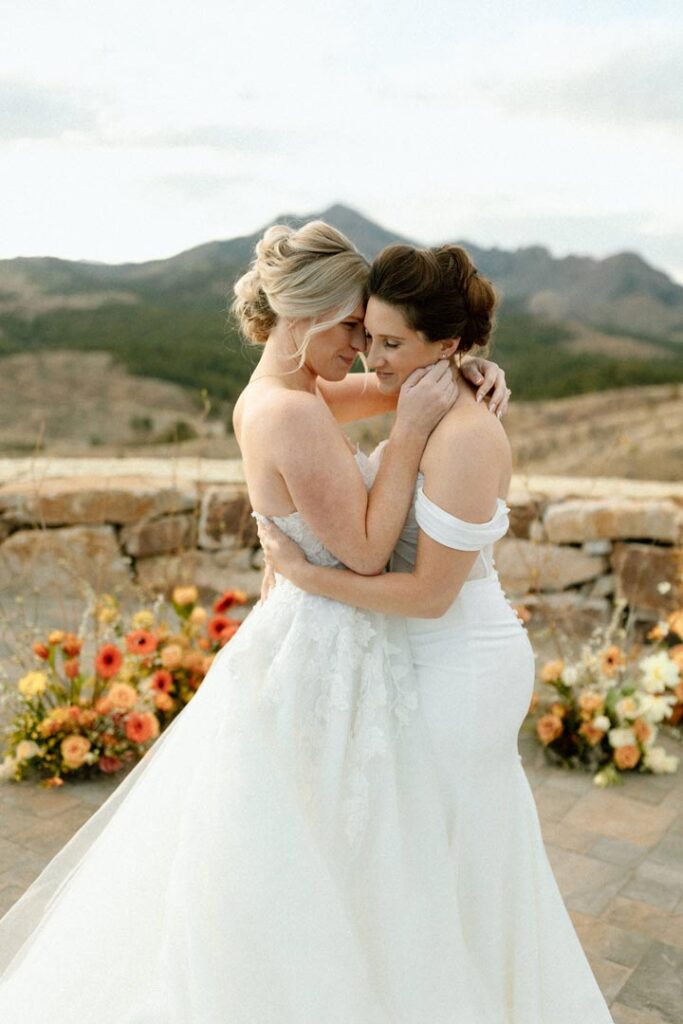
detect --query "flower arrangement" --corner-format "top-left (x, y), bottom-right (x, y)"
top-left (0, 585), bottom-right (247, 787)
top-left (529, 608), bottom-right (683, 787)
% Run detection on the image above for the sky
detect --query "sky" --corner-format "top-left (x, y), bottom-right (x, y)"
top-left (2, 0), bottom-right (683, 280)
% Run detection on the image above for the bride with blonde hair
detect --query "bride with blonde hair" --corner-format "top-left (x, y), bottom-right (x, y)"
top-left (0, 219), bottom-right (513, 1022)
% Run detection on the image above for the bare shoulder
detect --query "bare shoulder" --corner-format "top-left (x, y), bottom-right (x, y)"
top-left (426, 399), bottom-right (511, 471)
top-left (235, 383), bottom-right (333, 452)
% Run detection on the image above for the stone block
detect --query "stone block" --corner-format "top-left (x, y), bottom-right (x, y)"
top-left (494, 537), bottom-right (607, 593)
top-left (0, 475), bottom-right (198, 526)
top-left (612, 543), bottom-right (683, 613)
top-left (544, 499), bottom-right (682, 544)
top-left (0, 525), bottom-right (132, 597)
top-left (120, 512), bottom-right (197, 557)
top-left (135, 548), bottom-right (263, 601)
top-left (507, 497), bottom-right (542, 539)
top-left (198, 485), bottom-right (258, 550)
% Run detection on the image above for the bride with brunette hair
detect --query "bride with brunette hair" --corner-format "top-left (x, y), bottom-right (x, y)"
top-left (0, 219), bottom-right (514, 1022)
top-left (259, 240), bottom-right (615, 1022)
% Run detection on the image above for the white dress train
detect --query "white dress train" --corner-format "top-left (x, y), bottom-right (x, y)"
top-left (0, 445), bottom-right (613, 1023)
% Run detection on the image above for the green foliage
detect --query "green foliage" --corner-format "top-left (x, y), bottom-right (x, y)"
top-left (1, 306), bottom-right (681, 406)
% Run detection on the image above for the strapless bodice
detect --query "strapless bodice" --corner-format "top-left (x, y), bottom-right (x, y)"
top-left (251, 444), bottom-right (382, 567)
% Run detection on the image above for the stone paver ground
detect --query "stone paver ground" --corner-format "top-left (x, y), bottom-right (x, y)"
top-left (0, 726), bottom-right (681, 1022)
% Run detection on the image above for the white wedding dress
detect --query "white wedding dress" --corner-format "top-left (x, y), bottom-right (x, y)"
top-left (0, 444), bottom-right (613, 1023)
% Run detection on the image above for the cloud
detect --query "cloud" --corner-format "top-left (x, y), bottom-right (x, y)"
top-left (492, 44), bottom-right (683, 127)
top-left (142, 172), bottom-right (249, 199)
top-left (0, 77), bottom-right (97, 140)
top-left (111, 124), bottom-right (288, 154)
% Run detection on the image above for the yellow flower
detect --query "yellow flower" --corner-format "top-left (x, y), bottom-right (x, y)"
top-left (47, 630), bottom-right (65, 645)
top-left (189, 606), bottom-right (208, 627)
top-left (18, 671), bottom-right (48, 697)
top-left (131, 609), bottom-right (155, 630)
top-left (541, 659), bottom-right (565, 684)
top-left (172, 585), bottom-right (198, 607)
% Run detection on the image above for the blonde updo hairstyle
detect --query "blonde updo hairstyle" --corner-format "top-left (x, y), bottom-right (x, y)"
top-left (368, 243), bottom-right (498, 355)
top-left (232, 220), bottom-right (369, 368)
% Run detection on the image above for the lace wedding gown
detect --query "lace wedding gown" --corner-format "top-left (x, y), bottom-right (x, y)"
top-left (0, 444), bottom-right (613, 1023)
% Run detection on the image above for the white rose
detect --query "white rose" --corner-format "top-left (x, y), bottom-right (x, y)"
top-left (608, 727), bottom-right (636, 749)
top-left (640, 652), bottom-right (679, 694)
top-left (638, 693), bottom-right (676, 724)
top-left (616, 697), bottom-right (639, 721)
top-left (645, 746), bottom-right (679, 775)
top-left (561, 666), bottom-right (579, 687)
top-left (0, 755), bottom-right (18, 781)
top-left (15, 740), bottom-right (41, 761)
top-left (593, 715), bottom-right (611, 731)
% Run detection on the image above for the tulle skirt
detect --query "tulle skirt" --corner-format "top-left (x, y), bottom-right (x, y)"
top-left (0, 576), bottom-right (613, 1022)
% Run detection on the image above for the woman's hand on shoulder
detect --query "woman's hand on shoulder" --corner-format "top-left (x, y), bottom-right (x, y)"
top-left (460, 356), bottom-right (511, 418)
top-left (395, 359), bottom-right (459, 438)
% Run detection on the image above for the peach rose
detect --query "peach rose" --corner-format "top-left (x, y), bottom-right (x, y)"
top-left (154, 691), bottom-right (176, 713)
top-left (613, 744), bottom-right (641, 770)
top-left (632, 717), bottom-right (653, 744)
top-left (47, 630), bottom-right (65, 645)
top-left (98, 755), bottom-right (123, 774)
top-left (578, 691), bottom-right (605, 721)
top-left (172, 585), bottom-right (199, 607)
top-left (536, 713), bottom-right (564, 746)
top-left (108, 682), bottom-right (138, 711)
top-left (579, 721), bottom-right (606, 747)
top-left (181, 650), bottom-right (205, 673)
top-left (541, 660), bottom-right (564, 683)
top-left (61, 734), bottom-right (91, 769)
top-left (667, 610), bottom-right (683, 640)
top-left (94, 695), bottom-right (113, 715)
top-left (160, 643), bottom-right (184, 671)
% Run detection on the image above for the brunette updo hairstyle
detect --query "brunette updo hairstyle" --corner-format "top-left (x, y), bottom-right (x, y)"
top-left (232, 220), bottom-right (369, 365)
top-left (367, 244), bottom-right (497, 354)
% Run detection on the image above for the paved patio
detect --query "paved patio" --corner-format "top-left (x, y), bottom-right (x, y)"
top-left (0, 725), bottom-right (681, 1022)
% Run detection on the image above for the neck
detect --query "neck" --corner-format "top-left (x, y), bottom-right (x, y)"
top-left (251, 323), bottom-right (318, 394)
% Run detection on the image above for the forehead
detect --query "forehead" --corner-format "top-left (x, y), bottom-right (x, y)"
top-left (364, 296), bottom-right (410, 335)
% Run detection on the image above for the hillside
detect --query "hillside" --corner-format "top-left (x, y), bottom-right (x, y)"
top-left (1, 353), bottom-right (680, 480)
top-left (0, 205), bottom-right (681, 408)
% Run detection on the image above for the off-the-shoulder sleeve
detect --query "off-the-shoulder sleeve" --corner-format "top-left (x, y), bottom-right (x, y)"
top-left (415, 487), bottom-right (510, 550)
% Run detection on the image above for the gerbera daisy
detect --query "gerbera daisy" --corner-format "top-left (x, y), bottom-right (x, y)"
top-left (151, 669), bottom-right (174, 693)
top-left (207, 615), bottom-right (240, 642)
top-left (95, 644), bottom-right (123, 679)
top-left (600, 645), bottom-right (626, 677)
top-left (212, 589), bottom-right (247, 614)
top-left (126, 629), bottom-right (158, 656)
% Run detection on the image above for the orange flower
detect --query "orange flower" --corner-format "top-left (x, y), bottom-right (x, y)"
top-left (527, 691), bottom-right (539, 715)
top-left (181, 650), bottom-right (205, 674)
top-left (124, 711), bottom-right (160, 744)
top-left (94, 695), bottom-right (114, 715)
top-left (632, 717), bottom-right (653, 744)
top-left (95, 644), bottom-right (123, 679)
top-left (154, 691), bottom-right (176, 712)
top-left (32, 641), bottom-right (50, 660)
top-left (579, 721), bottom-right (606, 747)
top-left (64, 657), bottom-right (80, 680)
top-left (126, 630), bottom-right (158, 656)
top-left (549, 702), bottom-right (568, 719)
top-left (42, 775), bottom-right (64, 788)
top-left (151, 669), bottom-right (174, 693)
top-left (541, 660), bottom-right (564, 684)
top-left (47, 630), bottom-right (65, 645)
top-left (513, 604), bottom-right (532, 624)
top-left (600, 645), bottom-right (625, 677)
top-left (213, 589), bottom-right (247, 614)
top-left (207, 615), bottom-right (240, 643)
top-left (614, 745), bottom-right (641, 770)
top-left (62, 633), bottom-right (83, 657)
top-left (536, 714), bottom-right (564, 746)
top-left (647, 622), bottom-right (669, 642)
top-left (667, 610), bottom-right (683, 640)
top-left (98, 755), bottom-right (123, 774)
top-left (668, 645), bottom-right (683, 674)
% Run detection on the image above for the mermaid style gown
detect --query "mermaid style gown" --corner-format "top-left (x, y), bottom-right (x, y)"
top-left (0, 444), bottom-right (613, 1023)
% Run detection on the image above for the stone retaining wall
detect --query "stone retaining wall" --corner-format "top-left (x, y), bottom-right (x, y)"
top-left (1, 458), bottom-right (681, 621)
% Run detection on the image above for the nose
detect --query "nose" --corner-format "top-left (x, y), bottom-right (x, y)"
top-left (366, 339), bottom-right (383, 369)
